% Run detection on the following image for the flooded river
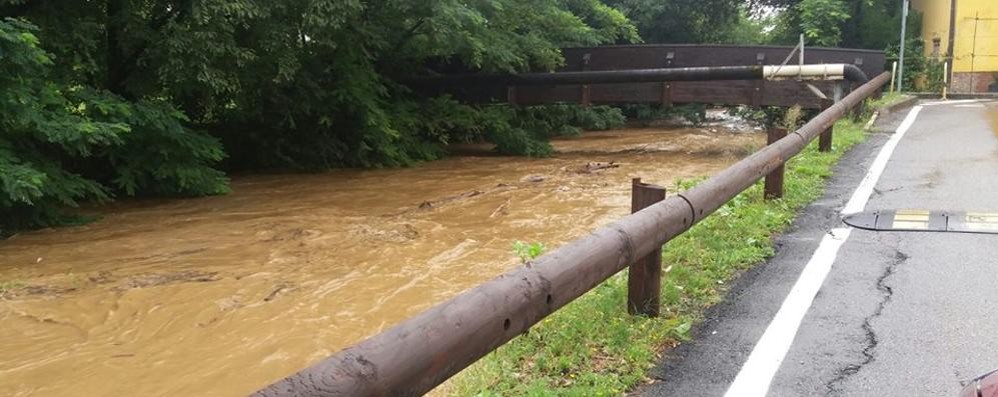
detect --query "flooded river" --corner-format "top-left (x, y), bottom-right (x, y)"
top-left (0, 126), bottom-right (762, 396)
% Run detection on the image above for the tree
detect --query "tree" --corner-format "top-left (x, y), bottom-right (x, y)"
top-left (0, 17), bottom-right (227, 232)
top-left (3, 0), bottom-right (637, 169)
top-left (764, 0), bottom-right (931, 89)
top-left (797, 0), bottom-right (849, 47)
top-left (765, 0), bottom-right (912, 49)
top-left (724, 6), bottom-right (776, 45)
top-left (603, 0), bottom-right (743, 43)
top-left (0, 1), bottom-right (638, 230)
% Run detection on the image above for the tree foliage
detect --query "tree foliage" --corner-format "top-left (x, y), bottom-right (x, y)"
top-left (763, 0), bottom-right (931, 90)
top-left (603, 0), bottom-right (743, 43)
top-left (1, 1), bottom-right (639, 230)
top-left (797, 0), bottom-right (849, 47)
top-left (0, 17), bottom-right (226, 232)
top-left (4, 0), bottom-right (637, 169)
top-left (767, 0), bottom-right (909, 49)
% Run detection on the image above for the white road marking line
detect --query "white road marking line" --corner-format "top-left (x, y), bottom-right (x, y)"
top-left (723, 228), bottom-right (852, 397)
top-left (723, 105), bottom-right (924, 397)
top-left (955, 104), bottom-right (986, 108)
top-left (842, 106), bottom-right (923, 215)
top-left (920, 99), bottom-right (982, 106)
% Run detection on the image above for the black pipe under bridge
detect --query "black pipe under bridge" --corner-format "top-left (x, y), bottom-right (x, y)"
top-left (407, 44), bottom-right (886, 109)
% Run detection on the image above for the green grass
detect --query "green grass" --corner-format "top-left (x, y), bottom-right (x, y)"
top-left (448, 117), bottom-right (870, 396)
top-left (867, 92), bottom-right (908, 109)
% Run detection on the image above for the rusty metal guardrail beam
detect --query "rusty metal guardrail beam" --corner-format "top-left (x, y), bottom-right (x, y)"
top-left (254, 72), bottom-right (891, 397)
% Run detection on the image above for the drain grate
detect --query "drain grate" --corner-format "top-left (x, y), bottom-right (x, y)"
top-left (843, 209), bottom-right (998, 234)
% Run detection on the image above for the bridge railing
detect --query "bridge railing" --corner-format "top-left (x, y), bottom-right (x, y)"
top-left (254, 72), bottom-right (892, 397)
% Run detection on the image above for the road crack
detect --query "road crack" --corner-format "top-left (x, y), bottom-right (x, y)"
top-left (824, 249), bottom-right (908, 395)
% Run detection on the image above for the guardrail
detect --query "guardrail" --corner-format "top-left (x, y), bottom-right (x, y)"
top-left (254, 72), bottom-right (891, 397)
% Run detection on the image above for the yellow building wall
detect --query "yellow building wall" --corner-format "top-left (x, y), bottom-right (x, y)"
top-left (912, 0), bottom-right (952, 60)
top-left (912, 0), bottom-right (998, 73)
top-left (954, 0), bottom-right (998, 73)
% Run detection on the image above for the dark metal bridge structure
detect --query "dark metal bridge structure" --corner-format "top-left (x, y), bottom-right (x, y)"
top-left (412, 44), bottom-right (885, 109)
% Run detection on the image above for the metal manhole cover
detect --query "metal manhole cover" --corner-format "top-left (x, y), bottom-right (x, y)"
top-left (842, 209), bottom-right (998, 234)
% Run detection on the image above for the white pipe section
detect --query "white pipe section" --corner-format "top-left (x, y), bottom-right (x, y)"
top-left (763, 64), bottom-right (847, 81)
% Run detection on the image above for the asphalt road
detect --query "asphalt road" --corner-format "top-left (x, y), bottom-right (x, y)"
top-left (638, 99), bottom-right (998, 397)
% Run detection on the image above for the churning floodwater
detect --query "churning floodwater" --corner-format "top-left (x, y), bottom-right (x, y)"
top-left (0, 126), bottom-right (763, 396)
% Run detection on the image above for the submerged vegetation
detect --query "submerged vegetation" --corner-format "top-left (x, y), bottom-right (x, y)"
top-left (450, 113), bottom-right (873, 395)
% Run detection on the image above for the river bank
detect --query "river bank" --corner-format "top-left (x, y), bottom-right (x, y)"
top-left (448, 118), bottom-right (870, 395)
top-left (0, 126), bottom-right (760, 396)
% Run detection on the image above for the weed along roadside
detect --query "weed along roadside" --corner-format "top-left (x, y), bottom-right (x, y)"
top-left (447, 115), bottom-right (874, 395)
top-left (253, 73), bottom-right (893, 396)
top-left (448, 95), bottom-right (917, 395)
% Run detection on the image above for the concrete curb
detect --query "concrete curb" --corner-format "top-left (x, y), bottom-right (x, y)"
top-left (862, 95), bottom-right (916, 132)
top-left (877, 95), bottom-right (918, 116)
top-left (909, 92), bottom-right (998, 100)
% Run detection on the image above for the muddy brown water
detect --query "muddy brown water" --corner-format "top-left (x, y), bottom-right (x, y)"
top-left (0, 127), bottom-right (762, 396)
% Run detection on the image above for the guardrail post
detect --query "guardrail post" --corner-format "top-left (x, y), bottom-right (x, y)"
top-left (819, 99), bottom-right (834, 152)
top-left (764, 127), bottom-right (788, 199)
top-left (628, 178), bottom-right (666, 317)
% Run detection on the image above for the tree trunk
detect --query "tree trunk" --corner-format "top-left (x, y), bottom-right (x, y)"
top-left (105, 0), bottom-right (132, 99)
